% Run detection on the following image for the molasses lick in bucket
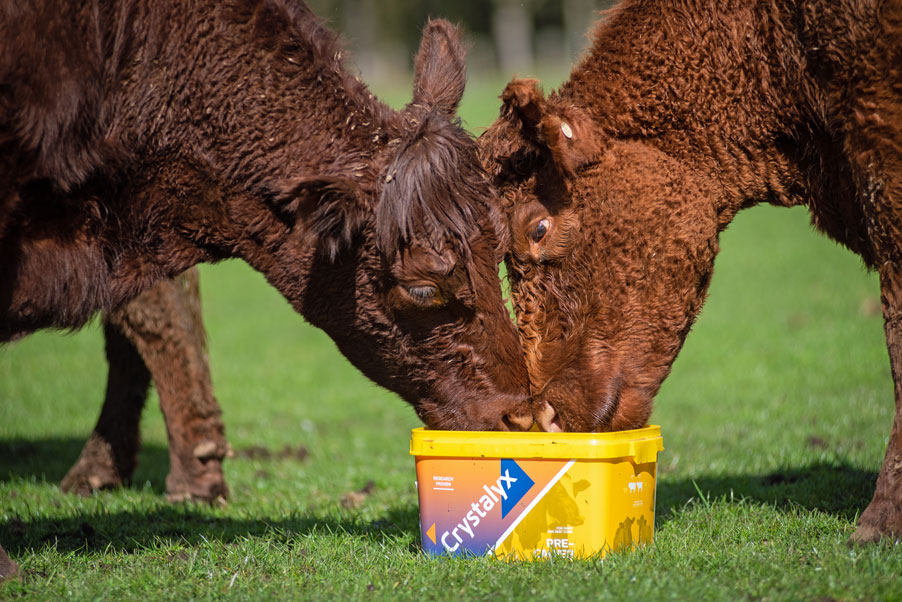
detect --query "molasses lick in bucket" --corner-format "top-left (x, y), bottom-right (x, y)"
top-left (410, 425), bottom-right (663, 559)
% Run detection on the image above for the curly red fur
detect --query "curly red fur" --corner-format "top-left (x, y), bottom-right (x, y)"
top-left (481, 0), bottom-right (902, 540)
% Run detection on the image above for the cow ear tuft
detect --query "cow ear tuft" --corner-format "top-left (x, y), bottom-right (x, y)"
top-left (501, 78), bottom-right (546, 133)
top-left (501, 78), bottom-right (597, 179)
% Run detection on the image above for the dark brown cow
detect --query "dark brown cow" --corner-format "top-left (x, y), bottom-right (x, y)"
top-left (0, 0), bottom-right (532, 578)
top-left (480, 0), bottom-right (902, 543)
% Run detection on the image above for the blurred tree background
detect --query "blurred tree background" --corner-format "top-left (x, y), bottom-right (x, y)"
top-left (305, 0), bottom-right (616, 88)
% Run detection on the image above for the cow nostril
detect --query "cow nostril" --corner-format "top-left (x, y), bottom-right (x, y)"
top-left (535, 401), bottom-right (563, 432)
top-left (500, 409), bottom-right (534, 432)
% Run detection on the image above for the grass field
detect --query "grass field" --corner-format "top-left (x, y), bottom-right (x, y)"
top-left (2, 77), bottom-right (902, 600)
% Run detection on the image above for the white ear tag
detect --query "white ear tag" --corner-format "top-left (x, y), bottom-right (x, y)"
top-left (561, 122), bottom-right (573, 139)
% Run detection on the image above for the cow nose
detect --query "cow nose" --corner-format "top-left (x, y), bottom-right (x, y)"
top-left (499, 404), bottom-right (534, 431)
top-left (534, 401), bottom-right (563, 432)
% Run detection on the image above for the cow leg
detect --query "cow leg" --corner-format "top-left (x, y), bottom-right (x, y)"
top-left (107, 269), bottom-right (229, 503)
top-left (851, 265), bottom-right (902, 543)
top-left (60, 318), bottom-right (151, 494)
top-left (0, 543), bottom-right (19, 582)
top-left (62, 270), bottom-right (229, 502)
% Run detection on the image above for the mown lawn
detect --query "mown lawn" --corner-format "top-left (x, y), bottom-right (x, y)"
top-left (2, 78), bottom-right (902, 600)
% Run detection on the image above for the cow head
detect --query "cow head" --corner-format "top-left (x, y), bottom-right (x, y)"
top-left (272, 23), bottom-right (532, 431)
top-left (479, 78), bottom-right (719, 432)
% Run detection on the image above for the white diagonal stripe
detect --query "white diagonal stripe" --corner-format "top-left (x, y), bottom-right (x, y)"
top-left (492, 459), bottom-right (576, 554)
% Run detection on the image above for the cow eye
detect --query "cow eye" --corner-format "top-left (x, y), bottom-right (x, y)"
top-left (530, 218), bottom-right (551, 243)
top-left (405, 284), bottom-right (443, 306)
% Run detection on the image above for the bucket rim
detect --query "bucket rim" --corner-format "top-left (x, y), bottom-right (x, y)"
top-left (409, 425), bottom-right (663, 461)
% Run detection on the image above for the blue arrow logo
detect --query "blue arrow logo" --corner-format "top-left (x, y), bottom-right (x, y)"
top-left (500, 459), bottom-right (535, 518)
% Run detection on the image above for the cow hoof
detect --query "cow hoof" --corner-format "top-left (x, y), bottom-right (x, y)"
top-left (165, 490), bottom-right (229, 507)
top-left (165, 472), bottom-right (229, 506)
top-left (849, 523), bottom-right (902, 545)
top-left (60, 433), bottom-right (130, 496)
top-left (0, 547), bottom-right (20, 583)
top-left (849, 500), bottom-right (902, 545)
top-left (60, 460), bottom-right (123, 496)
top-left (849, 523), bottom-right (884, 545)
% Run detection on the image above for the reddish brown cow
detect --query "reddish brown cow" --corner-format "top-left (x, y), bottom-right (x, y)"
top-left (0, 0), bottom-right (533, 578)
top-left (480, 0), bottom-right (902, 542)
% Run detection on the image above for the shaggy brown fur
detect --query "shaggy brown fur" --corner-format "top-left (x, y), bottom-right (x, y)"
top-left (1, 0), bottom-right (533, 575)
top-left (60, 268), bottom-right (230, 504)
top-left (480, 0), bottom-right (902, 542)
top-left (1, 0), bottom-right (532, 426)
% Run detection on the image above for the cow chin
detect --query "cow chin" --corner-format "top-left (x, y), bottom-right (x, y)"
top-left (534, 378), bottom-right (653, 433)
top-left (413, 390), bottom-right (534, 432)
top-left (532, 351), bottom-right (656, 433)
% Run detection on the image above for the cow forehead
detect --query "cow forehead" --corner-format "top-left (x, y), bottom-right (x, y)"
top-left (392, 243), bottom-right (457, 276)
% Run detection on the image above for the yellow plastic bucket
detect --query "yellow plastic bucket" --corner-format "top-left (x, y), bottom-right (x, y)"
top-left (409, 426), bottom-right (663, 559)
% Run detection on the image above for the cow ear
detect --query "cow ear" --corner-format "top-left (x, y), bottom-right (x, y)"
top-left (501, 78), bottom-right (547, 133)
top-left (501, 78), bottom-right (597, 178)
top-left (535, 111), bottom-right (593, 178)
top-left (411, 19), bottom-right (466, 115)
top-left (276, 176), bottom-right (369, 261)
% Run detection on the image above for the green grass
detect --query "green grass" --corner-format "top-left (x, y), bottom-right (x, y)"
top-left (2, 79), bottom-right (902, 600)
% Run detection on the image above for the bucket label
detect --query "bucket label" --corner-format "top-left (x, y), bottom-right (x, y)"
top-left (411, 427), bottom-right (661, 559)
top-left (418, 458), bottom-right (575, 556)
top-left (500, 459), bottom-right (534, 517)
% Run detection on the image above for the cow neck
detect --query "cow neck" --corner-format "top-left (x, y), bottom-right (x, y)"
top-left (127, 1), bottom-right (404, 301)
top-left (556, 0), bottom-right (812, 228)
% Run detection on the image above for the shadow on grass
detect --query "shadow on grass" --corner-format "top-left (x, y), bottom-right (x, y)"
top-left (0, 504), bottom-right (421, 557)
top-left (655, 461), bottom-right (878, 524)
top-left (0, 437), bottom-right (171, 495)
top-left (0, 436), bottom-right (879, 557)
top-left (0, 436), bottom-right (420, 558)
